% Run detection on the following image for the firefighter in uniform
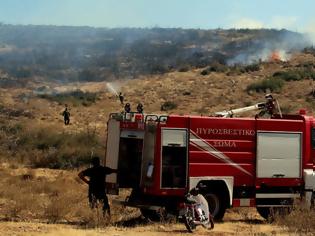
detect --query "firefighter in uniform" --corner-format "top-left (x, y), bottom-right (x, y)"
top-left (124, 103), bottom-right (131, 113)
top-left (78, 157), bottom-right (117, 216)
top-left (257, 94), bottom-right (276, 118)
top-left (62, 107), bottom-right (70, 125)
top-left (136, 103), bottom-right (143, 113)
top-left (119, 92), bottom-right (124, 105)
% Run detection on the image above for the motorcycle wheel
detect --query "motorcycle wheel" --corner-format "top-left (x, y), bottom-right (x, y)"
top-left (183, 209), bottom-right (196, 233)
top-left (201, 216), bottom-right (214, 230)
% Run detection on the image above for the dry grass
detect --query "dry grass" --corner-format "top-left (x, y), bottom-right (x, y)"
top-left (0, 167), bottom-right (139, 228)
top-left (274, 202), bottom-right (315, 234)
top-left (0, 166), bottom-right (301, 235)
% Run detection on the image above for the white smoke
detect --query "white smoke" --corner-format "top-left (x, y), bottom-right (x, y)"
top-left (304, 21), bottom-right (315, 45)
top-left (231, 18), bottom-right (264, 29)
top-left (276, 49), bottom-right (291, 61)
top-left (225, 16), bottom-right (311, 65)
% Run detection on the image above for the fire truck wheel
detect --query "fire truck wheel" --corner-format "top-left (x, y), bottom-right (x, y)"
top-left (204, 192), bottom-right (226, 220)
top-left (257, 206), bottom-right (292, 221)
top-left (256, 207), bottom-right (271, 220)
top-left (140, 208), bottom-right (167, 221)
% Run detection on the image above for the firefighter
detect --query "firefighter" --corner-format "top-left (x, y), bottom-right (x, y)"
top-left (264, 94), bottom-right (276, 116)
top-left (78, 157), bottom-right (117, 216)
top-left (118, 92), bottom-right (124, 105)
top-left (136, 103), bottom-right (143, 113)
top-left (62, 107), bottom-right (70, 125)
top-left (124, 103), bottom-right (131, 113)
top-left (189, 187), bottom-right (214, 229)
top-left (257, 94), bottom-right (276, 118)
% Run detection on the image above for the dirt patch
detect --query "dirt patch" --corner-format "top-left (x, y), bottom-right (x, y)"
top-left (0, 218), bottom-right (289, 236)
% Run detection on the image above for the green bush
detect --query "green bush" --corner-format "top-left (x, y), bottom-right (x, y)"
top-left (39, 89), bottom-right (98, 107)
top-left (301, 69), bottom-right (315, 80)
top-left (244, 63), bottom-right (260, 72)
top-left (178, 66), bottom-right (190, 72)
top-left (1, 123), bottom-right (103, 169)
top-left (246, 77), bottom-right (284, 93)
top-left (273, 69), bottom-right (315, 81)
top-left (200, 69), bottom-right (209, 76)
top-left (273, 71), bottom-right (302, 81)
top-left (201, 62), bottom-right (228, 74)
top-left (208, 62), bottom-right (228, 73)
top-left (161, 101), bottom-right (177, 111)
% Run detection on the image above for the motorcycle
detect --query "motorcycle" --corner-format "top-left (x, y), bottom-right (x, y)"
top-left (178, 192), bottom-right (214, 233)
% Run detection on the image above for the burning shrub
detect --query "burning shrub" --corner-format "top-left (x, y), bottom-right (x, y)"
top-left (246, 77), bottom-right (284, 93)
top-left (161, 101), bottom-right (177, 111)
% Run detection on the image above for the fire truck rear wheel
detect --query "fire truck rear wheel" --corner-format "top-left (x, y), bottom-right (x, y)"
top-left (204, 192), bottom-right (226, 220)
top-left (257, 206), bottom-right (292, 221)
top-left (256, 207), bottom-right (271, 220)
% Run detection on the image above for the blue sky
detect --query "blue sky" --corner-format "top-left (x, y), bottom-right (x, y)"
top-left (0, 0), bottom-right (314, 31)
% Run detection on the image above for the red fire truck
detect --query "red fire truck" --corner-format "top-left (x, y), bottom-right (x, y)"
top-left (105, 100), bottom-right (315, 220)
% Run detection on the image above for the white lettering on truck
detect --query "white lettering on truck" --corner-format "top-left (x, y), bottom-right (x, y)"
top-left (196, 128), bottom-right (255, 136)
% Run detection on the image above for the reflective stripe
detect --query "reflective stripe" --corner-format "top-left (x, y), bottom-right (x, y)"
top-left (256, 193), bottom-right (300, 198)
top-left (233, 198), bottom-right (255, 207)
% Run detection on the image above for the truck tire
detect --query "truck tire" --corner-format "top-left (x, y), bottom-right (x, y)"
top-left (257, 206), bottom-right (292, 221)
top-left (204, 192), bottom-right (226, 220)
top-left (256, 207), bottom-right (271, 220)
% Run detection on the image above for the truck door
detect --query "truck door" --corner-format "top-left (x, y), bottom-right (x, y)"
top-left (161, 128), bottom-right (188, 189)
top-left (105, 118), bottom-right (144, 193)
top-left (256, 131), bottom-right (302, 179)
top-left (105, 119), bottom-right (120, 194)
top-left (140, 122), bottom-right (157, 187)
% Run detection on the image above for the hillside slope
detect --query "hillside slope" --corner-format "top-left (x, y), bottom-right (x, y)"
top-left (1, 52), bottom-right (315, 128)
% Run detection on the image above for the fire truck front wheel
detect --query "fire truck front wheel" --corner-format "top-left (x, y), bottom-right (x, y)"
top-left (204, 192), bottom-right (226, 220)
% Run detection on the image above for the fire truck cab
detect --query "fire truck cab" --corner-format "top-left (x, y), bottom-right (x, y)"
top-left (105, 110), bottom-right (315, 220)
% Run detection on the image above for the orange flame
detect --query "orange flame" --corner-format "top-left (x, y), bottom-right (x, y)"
top-left (269, 51), bottom-right (281, 62)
